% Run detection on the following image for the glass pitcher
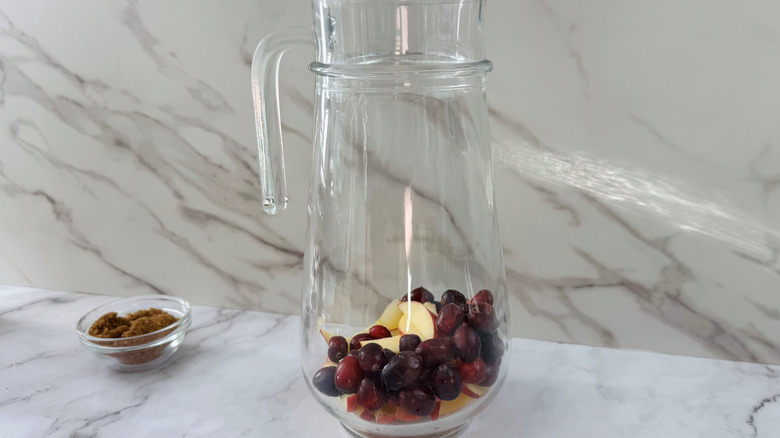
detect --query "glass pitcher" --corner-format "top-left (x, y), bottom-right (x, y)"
top-left (251, 1), bottom-right (508, 436)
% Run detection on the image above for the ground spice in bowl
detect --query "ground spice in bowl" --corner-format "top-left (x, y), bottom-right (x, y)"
top-left (88, 308), bottom-right (179, 365)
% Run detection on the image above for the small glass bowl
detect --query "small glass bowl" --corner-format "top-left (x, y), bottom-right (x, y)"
top-left (76, 295), bottom-right (192, 372)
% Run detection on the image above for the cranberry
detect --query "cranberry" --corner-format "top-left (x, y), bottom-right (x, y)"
top-left (472, 289), bottom-right (494, 306)
top-left (358, 377), bottom-right (387, 410)
top-left (458, 357), bottom-right (486, 385)
top-left (452, 325), bottom-right (481, 363)
top-left (350, 333), bottom-right (374, 351)
top-left (401, 287), bottom-right (435, 303)
top-left (431, 364), bottom-right (462, 401)
top-left (441, 289), bottom-right (467, 307)
top-left (414, 338), bottom-right (455, 369)
top-left (358, 343), bottom-right (388, 375)
top-left (312, 366), bottom-right (340, 397)
top-left (467, 302), bottom-right (498, 332)
top-left (381, 351), bottom-right (422, 391)
top-left (369, 325), bottom-right (391, 339)
top-left (399, 386), bottom-right (436, 416)
top-left (399, 334), bottom-right (421, 352)
top-left (335, 356), bottom-right (364, 393)
top-left (481, 362), bottom-right (500, 387)
top-left (436, 303), bottom-right (464, 337)
top-left (327, 336), bottom-right (348, 362)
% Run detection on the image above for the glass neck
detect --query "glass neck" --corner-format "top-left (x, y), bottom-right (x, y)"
top-left (312, 0), bottom-right (487, 65)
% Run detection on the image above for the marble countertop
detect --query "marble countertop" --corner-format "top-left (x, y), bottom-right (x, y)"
top-left (2, 285), bottom-right (779, 438)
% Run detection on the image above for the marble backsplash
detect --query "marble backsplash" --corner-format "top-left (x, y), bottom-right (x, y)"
top-left (1, 1), bottom-right (779, 364)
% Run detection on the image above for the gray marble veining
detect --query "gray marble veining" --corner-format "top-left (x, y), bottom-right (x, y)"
top-left (0, 1), bottom-right (779, 363)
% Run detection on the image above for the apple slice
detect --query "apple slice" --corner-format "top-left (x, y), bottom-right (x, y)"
top-left (363, 335), bottom-right (402, 353)
top-left (397, 301), bottom-right (437, 340)
top-left (462, 383), bottom-right (489, 399)
top-left (423, 302), bottom-right (438, 316)
top-left (438, 392), bottom-right (473, 416)
top-left (320, 328), bottom-right (336, 343)
top-left (339, 394), bottom-right (359, 412)
top-left (398, 314), bottom-right (408, 334)
top-left (376, 405), bottom-right (397, 424)
top-left (360, 410), bottom-right (376, 422)
top-left (377, 299), bottom-right (403, 330)
top-left (346, 299), bottom-right (406, 341)
top-left (322, 360), bottom-right (338, 368)
top-left (319, 300), bottom-right (405, 349)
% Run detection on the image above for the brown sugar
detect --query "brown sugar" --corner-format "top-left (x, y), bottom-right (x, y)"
top-left (88, 308), bottom-right (180, 366)
top-left (89, 308), bottom-right (178, 338)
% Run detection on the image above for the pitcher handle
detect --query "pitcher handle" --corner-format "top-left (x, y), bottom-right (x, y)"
top-left (251, 26), bottom-right (313, 215)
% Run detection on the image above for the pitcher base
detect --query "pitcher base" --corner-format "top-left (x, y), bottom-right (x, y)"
top-left (340, 420), bottom-right (471, 438)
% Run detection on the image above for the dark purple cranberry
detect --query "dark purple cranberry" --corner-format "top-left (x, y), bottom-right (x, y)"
top-left (472, 289), bottom-right (494, 306)
top-left (312, 366), bottom-right (340, 397)
top-left (334, 356), bottom-right (364, 393)
top-left (328, 336), bottom-right (348, 363)
top-left (358, 377), bottom-right (387, 410)
top-left (481, 362), bottom-right (500, 387)
top-left (399, 334), bottom-right (421, 352)
top-left (434, 300), bottom-right (442, 313)
top-left (414, 338), bottom-right (455, 369)
top-left (358, 342), bottom-right (388, 375)
top-left (458, 357), bottom-right (486, 384)
top-left (453, 325), bottom-right (482, 363)
top-left (399, 386), bottom-right (436, 416)
top-left (369, 325), bottom-right (392, 339)
top-left (384, 348), bottom-right (396, 362)
top-left (441, 289), bottom-right (467, 307)
top-left (431, 364), bottom-right (462, 401)
top-left (401, 287), bottom-right (435, 303)
top-left (467, 302), bottom-right (498, 332)
top-left (479, 331), bottom-right (505, 364)
top-left (350, 333), bottom-right (374, 351)
top-left (414, 367), bottom-right (434, 388)
top-left (436, 303), bottom-right (465, 337)
top-left (381, 351), bottom-right (422, 391)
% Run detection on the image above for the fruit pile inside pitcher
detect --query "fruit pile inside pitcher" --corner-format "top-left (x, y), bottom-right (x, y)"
top-left (312, 287), bottom-right (504, 424)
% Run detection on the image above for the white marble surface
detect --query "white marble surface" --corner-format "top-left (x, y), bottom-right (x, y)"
top-left (2, 285), bottom-right (780, 438)
top-left (0, 1), bottom-right (779, 364)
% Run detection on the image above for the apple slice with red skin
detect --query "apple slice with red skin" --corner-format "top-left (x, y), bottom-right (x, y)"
top-left (362, 335), bottom-right (402, 353)
top-left (339, 394), bottom-right (359, 412)
top-left (376, 405), bottom-right (398, 424)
